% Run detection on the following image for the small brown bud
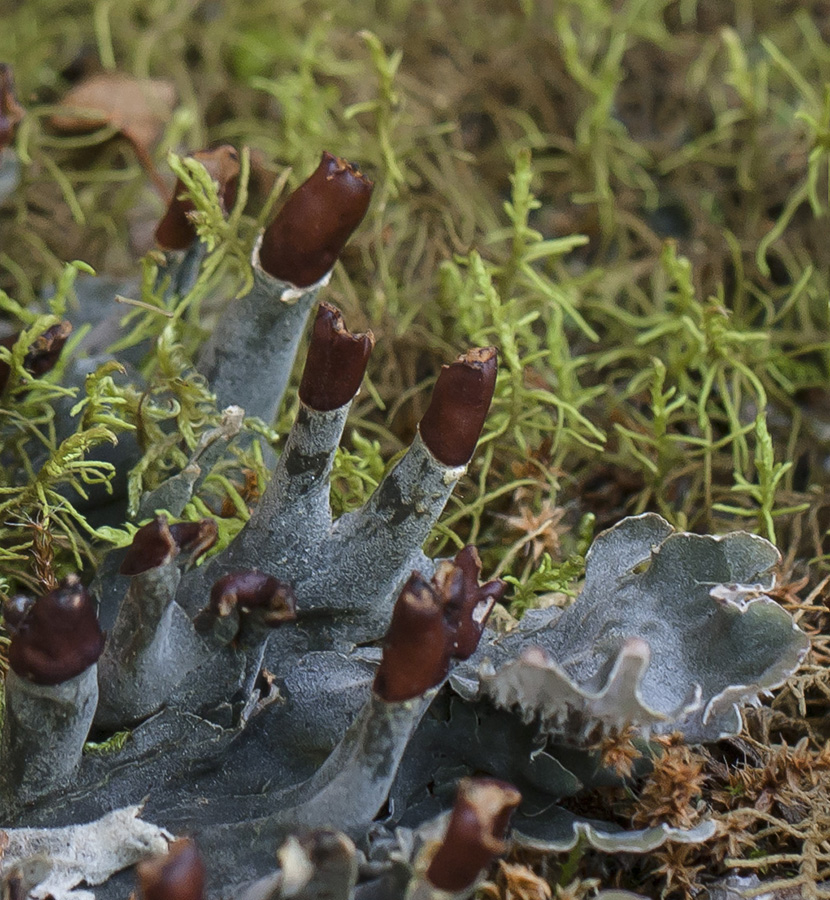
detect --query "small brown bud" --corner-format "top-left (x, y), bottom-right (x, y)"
top-left (299, 302), bottom-right (374, 411)
top-left (168, 520), bottom-right (219, 562)
top-left (419, 347), bottom-right (498, 466)
top-left (373, 547), bottom-right (501, 702)
top-left (120, 517), bottom-right (176, 576)
top-left (137, 838), bottom-right (205, 900)
top-left (0, 64), bottom-right (25, 153)
top-left (0, 321), bottom-right (73, 393)
top-left (195, 571), bottom-right (297, 636)
top-left (8, 575), bottom-right (105, 685)
top-left (436, 546), bottom-right (505, 660)
top-left (258, 151), bottom-right (373, 287)
top-left (426, 778), bottom-right (521, 892)
top-left (155, 146), bottom-right (241, 251)
top-left (373, 573), bottom-right (454, 703)
top-left (120, 516), bottom-right (217, 576)
top-left (22, 321), bottom-right (73, 376)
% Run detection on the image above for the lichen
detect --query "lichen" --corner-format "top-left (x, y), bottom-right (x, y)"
top-left (2, 3), bottom-right (830, 898)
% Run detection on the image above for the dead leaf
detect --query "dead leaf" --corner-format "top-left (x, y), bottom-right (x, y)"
top-left (50, 72), bottom-right (176, 194)
top-left (51, 72), bottom-right (175, 147)
top-left (0, 805), bottom-right (170, 900)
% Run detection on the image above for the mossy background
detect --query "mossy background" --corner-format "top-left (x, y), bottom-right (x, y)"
top-left (3, 0), bottom-right (830, 896)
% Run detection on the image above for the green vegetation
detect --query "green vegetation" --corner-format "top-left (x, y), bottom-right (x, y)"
top-left (3, 1), bottom-right (830, 895)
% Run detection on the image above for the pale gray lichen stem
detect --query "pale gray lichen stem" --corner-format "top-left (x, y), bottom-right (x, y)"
top-left (296, 434), bottom-right (465, 622)
top-left (186, 401), bottom-right (349, 603)
top-left (273, 689), bottom-right (437, 831)
top-left (0, 63), bottom-right (23, 203)
top-left (0, 577), bottom-right (104, 808)
top-left (94, 565), bottom-right (209, 729)
top-left (137, 406), bottom-right (244, 519)
top-left (178, 303), bottom-right (371, 615)
top-left (95, 518), bottom-right (218, 729)
top-left (0, 147), bottom-right (19, 204)
top-left (193, 687), bottom-right (437, 868)
top-left (178, 427), bottom-right (466, 648)
top-left (0, 667), bottom-right (99, 808)
top-left (153, 145), bottom-right (240, 302)
top-left (196, 252), bottom-right (327, 423)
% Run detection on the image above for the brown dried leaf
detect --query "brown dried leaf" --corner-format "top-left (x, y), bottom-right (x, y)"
top-left (51, 72), bottom-right (176, 149)
top-left (50, 72), bottom-right (175, 193)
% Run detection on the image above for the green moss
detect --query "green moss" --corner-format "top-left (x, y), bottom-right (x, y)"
top-left (1, 0), bottom-right (829, 580)
top-left (3, 6), bottom-right (830, 889)
top-left (83, 729), bottom-right (130, 756)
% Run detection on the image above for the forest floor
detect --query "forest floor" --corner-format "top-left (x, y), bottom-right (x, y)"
top-left (3, 1), bottom-right (830, 897)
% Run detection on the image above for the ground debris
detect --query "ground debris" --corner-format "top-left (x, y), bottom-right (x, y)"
top-left (0, 806), bottom-right (170, 900)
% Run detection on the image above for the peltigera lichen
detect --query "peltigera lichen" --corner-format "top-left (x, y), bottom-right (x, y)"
top-left (3, 4), bottom-right (830, 897)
